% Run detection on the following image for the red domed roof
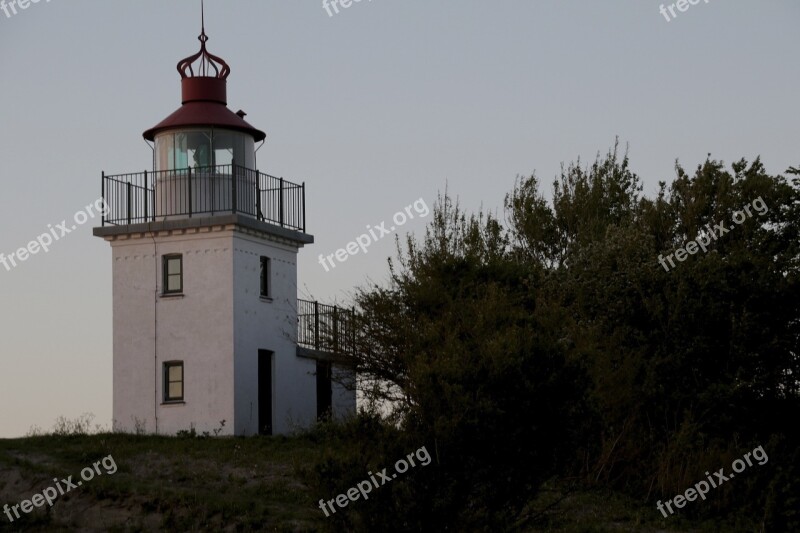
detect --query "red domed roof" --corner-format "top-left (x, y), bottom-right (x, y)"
top-left (143, 16), bottom-right (266, 142)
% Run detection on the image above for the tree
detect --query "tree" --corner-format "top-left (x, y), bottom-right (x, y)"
top-left (331, 195), bottom-right (590, 530)
top-left (311, 146), bottom-right (800, 530)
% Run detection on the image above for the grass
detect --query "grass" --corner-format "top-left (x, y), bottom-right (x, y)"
top-left (519, 481), bottom-right (757, 532)
top-left (0, 431), bottom-right (765, 532)
top-left (0, 432), bottom-right (329, 532)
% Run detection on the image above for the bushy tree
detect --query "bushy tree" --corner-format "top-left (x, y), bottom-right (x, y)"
top-left (509, 149), bottom-right (800, 523)
top-left (319, 195), bottom-right (590, 531)
top-left (307, 145), bottom-right (799, 531)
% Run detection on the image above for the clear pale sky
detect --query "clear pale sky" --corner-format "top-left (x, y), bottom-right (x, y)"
top-left (0, 1), bottom-right (797, 438)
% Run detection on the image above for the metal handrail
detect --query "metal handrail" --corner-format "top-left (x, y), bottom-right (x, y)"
top-left (297, 299), bottom-right (356, 355)
top-left (100, 163), bottom-right (305, 232)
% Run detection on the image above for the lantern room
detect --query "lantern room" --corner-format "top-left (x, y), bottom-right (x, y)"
top-left (141, 17), bottom-right (266, 219)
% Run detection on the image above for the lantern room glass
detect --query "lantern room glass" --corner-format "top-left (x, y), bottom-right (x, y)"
top-left (154, 128), bottom-right (255, 171)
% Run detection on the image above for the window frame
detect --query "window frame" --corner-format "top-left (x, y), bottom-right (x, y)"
top-left (163, 254), bottom-right (183, 295)
top-left (163, 361), bottom-right (185, 403)
top-left (260, 256), bottom-right (271, 299)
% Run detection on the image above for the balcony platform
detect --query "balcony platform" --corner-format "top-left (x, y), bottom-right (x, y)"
top-left (296, 299), bottom-right (356, 363)
top-left (100, 164), bottom-right (306, 232)
top-left (93, 213), bottom-right (313, 246)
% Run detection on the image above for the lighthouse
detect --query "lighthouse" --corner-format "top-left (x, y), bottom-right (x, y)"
top-left (94, 15), bottom-right (356, 436)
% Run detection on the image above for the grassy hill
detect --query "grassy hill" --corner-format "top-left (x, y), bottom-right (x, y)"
top-left (0, 430), bottom-right (752, 532)
top-left (0, 433), bottom-right (326, 532)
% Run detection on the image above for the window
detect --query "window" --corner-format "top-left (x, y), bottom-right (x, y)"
top-left (260, 257), bottom-right (271, 298)
top-left (153, 129), bottom-right (255, 172)
top-left (163, 255), bottom-right (183, 294)
top-left (164, 362), bottom-right (184, 403)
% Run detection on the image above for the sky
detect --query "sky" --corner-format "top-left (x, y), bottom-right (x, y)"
top-left (0, 0), bottom-right (797, 438)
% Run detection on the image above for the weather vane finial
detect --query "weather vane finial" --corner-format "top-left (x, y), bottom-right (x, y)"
top-left (176, 0), bottom-right (231, 80)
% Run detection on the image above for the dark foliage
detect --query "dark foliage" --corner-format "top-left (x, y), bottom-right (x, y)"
top-left (303, 144), bottom-right (800, 532)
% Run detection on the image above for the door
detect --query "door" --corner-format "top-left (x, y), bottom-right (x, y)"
top-left (316, 361), bottom-right (333, 421)
top-left (258, 350), bottom-right (273, 435)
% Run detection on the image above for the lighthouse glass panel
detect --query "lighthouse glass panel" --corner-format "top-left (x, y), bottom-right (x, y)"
top-left (154, 129), bottom-right (255, 171)
top-left (186, 131), bottom-right (212, 169)
top-left (154, 129), bottom-right (257, 218)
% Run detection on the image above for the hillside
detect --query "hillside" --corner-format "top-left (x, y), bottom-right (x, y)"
top-left (0, 432), bottom-right (750, 532)
top-left (0, 433), bottom-right (323, 532)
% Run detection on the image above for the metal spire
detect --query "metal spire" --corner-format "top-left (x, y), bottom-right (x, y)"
top-left (176, 0), bottom-right (231, 79)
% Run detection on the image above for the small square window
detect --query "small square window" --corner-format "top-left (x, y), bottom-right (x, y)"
top-left (164, 362), bottom-right (184, 402)
top-left (163, 255), bottom-right (183, 294)
top-left (260, 257), bottom-right (271, 298)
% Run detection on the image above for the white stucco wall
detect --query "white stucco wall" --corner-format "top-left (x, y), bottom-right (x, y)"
top-left (109, 230), bottom-right (236, 435)
top-left (231, 232), bottom-right (317, 436)
top-left (102, 221), bottom-right (355, 437)
top-left (110, 242), bottom-right (161, 434)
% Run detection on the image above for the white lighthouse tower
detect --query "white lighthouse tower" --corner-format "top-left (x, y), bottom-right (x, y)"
top-left (94, 16), bottom-right (355, 436)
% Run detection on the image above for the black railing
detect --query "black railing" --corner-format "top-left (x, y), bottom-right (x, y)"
top-left (297, 299), bottom-right (356, 355)
top-left (101, 164), bottom-right (305, 232)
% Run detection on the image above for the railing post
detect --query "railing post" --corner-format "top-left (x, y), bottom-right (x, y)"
top-left (256, 180), bottom-right (262, 221)
top-left (232, 161), bottom-right (238, 214)
top-left (302, 182), bottom-right (306, 233)
top-left (126, 181), bottom-right (132, 225)
top-left (333, 306), bottom-right (339, 354)
top-left (314, 301), bottom-right (320, 351)
top-left (279, 178), bottom-right (285, 227)
top-left (210, 169), bottom-right (215, 216)
top-left (101, 172), bottom-right (105, 226)
top-left (144, 170), bottom-right (149, 222)
top-left (187, 167), bottom-right (193, 218)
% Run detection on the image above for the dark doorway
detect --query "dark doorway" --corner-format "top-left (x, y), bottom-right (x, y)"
top-left (316, 361), bottom-right (333, 421)
top-left (258, 350), bottom-right (273, 435)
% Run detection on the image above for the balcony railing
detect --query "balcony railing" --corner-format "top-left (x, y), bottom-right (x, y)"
top-left (101, 163), bottom-right (306, 232)
top-left (297, 299), bottom-right (356, 355)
